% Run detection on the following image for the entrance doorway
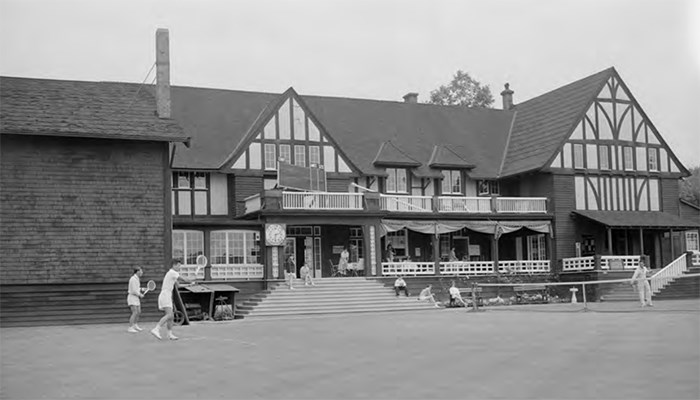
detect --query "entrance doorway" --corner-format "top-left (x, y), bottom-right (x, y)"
top-left (284, 235), bottom-right (322, 278)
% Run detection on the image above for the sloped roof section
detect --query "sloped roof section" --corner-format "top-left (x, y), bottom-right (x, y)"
top-left (500, 68), bottom-right (614, 177)
top-left (429, 144), bottom-right (476, 169)
top-left (302, 96), bottom-right (514, 178)
top-left (0, 77), bottom-right (187, 143)
top-left (573, 210), bottom-right (700, 229)
top-left (162, 86), bottom-right (279, 169)
top-left (373, 141), bottom-right (421, 167)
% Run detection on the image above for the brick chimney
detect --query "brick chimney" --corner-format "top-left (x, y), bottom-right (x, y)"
top-left (500, 83), bottom-right (514, 110)
top-left (403, 92), bottom-right (419, 103)
top-left (155, 28), bottom-right (171, 119)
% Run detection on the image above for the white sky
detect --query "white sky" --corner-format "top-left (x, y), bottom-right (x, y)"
top-left (1, 0), bottom-right (698, 167)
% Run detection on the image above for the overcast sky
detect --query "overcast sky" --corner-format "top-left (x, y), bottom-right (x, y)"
top-left (1, 0), bottom-right (698, 167)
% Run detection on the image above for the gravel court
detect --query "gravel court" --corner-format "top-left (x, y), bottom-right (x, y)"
top-left (1, 300), bottom-right (699, 400)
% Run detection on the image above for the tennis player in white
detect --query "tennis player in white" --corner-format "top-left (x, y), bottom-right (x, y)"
top-left (127, 267), bottom-right (144, 333)
top-left (151, 259), bottom-right (191, 340)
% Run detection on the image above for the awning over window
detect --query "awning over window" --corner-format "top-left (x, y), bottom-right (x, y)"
top-left (380, 219), bottom-right (552, 238)
top-left (572, 210), bottom-right (700, 229)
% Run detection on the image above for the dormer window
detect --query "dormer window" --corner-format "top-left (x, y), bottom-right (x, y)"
top-left (478, 180), bottom-right (500, 196)
top-left (386, 168), bottom-right (407, 193)
top-left (441, 170), bottom-right (462, 194)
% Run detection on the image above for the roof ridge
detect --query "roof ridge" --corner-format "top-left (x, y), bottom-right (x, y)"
top-left (514, 67), bottom-right (615, 108)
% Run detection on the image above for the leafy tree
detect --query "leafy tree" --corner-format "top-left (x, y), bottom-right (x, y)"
top-left (680, 165), bottom-right (700, 206)
top-left (428, 70), bottom-right (495, 108)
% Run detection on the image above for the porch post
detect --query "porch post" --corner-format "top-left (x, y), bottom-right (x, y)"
top-left (492, 237), bottom-right (500, 276)
top-left (433, 233), bottom-right (441, 276)
top-left (607, 227), bottom-right (613, 255)
top-left (669, 229), bottom-right (675, 259)
top-left (639, 228), bottom-right (644, 256)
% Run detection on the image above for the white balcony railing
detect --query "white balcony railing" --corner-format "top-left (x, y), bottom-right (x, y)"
top-left (179, 264), bottom-right (264, 280)
top-left (650, 254), bottom-right (688, 294)
top-left (437, 196), bottom-right (492, 213)
top-left (440, 261), bottom-right (495, 275)
top-left (283, 192), bottom-right (363, 210)
top-left (562, 256), bottom-right (596, 271)
top-left (600, 255), bottom-right (640, 270)
top-left (498, 260), bottom-right (550, 274)
top-left (495, 197), bottom-right (547, 213)
top-left (382, 262), bottom-right (435, 276)
top-left (380, 194), bottom-right (432, 213)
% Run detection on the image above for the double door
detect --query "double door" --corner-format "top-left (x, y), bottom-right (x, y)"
top-left (283, 236), bottom-right (322, 278)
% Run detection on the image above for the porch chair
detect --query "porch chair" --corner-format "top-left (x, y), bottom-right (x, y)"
top-left (329, 259), bottom-right (343, 277)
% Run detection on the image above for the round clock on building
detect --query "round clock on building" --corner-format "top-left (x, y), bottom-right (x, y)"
top-left (265, 224), bottom-right (286, 246)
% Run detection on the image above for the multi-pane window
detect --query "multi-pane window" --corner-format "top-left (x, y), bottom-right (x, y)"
top-left (573, 144), bottom-right (584, 169)
top-left (294, 145), bottom-right (306, 167)
top-left (648, 148), bottom-right (658, 171)
top-left (210, 230), bottom-right (261, 265)
top-left (264, 144), bottom-right (276, 170)
top-left (386, 168), bottom-right (407, 193)
top-left (349, 227), bottom-right (364, 263)
top-left (686, 231), bottom-right (699, 252)
top-left (527, 234), bottom-right (546, 260)
top-left (172, 230), bottom-right (204, 265)
top-left (624, 146), bottom-right (634, 170)
top-left (309, 146), bottom-right (321, 166)
top-left (599, 145), bottom-right (610, 170)
top-left (478, 180), bottom-right (500, 196)
top-left (279, 144), bottom-right (291, 164)
top-left (173, 172), bottom-right (209, 215)
top-left (441, 170), bottom-right (462, 194)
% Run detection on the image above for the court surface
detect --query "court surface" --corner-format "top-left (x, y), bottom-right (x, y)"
top-left (2, 299), bottom-right (699, 399)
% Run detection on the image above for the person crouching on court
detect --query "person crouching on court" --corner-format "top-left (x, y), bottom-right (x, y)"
top-left (127, 266), bottom-right (145, 333)
top-left (448, 281), bottom-right (467, 307)
top-left (300, 263), bottom-right (315, 286)
top-left (151, 259), bottom-right (192, 341)
top-left (630, 259), bottom-right (653, 307)
top-left (418, 284), bottom-right (441, 307)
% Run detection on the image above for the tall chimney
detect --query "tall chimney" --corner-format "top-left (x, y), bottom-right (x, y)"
top-left (403, 92), bottom-right (418, 103)
top-left (500, 83), bottom-right (514, 110)
top-left (155, 28), bottom-right (171, 119)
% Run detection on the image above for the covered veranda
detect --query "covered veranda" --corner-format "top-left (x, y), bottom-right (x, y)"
top-left (379, 219), bottom-right (553, 276)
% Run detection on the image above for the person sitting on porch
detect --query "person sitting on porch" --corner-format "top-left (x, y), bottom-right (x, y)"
top-left (385, 244), bottom-right (395, 262)
top-left (448, 281), bottom-right (467, 307)
top-left (339, 247), bottom-right (349, 275)
top-left (630, 259), bottom-right (653, 307)
top-left (394, 276), bottom-right (409, 297)
top-left (418, 285), bottom-right (441, 307)
top-left (300, 264), bottom-right (315, 286)
top-left (449, 248), bottom-right (458, 262)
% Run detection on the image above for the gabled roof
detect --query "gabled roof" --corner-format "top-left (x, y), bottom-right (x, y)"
top-left (373, 141), bottom-right (421, 167)
top-left (500, 68), bottom-right (613, 177)
top-left (0, 77), bottom-right (188, 143)
top-left (428, 144), bottom-right (476, 169)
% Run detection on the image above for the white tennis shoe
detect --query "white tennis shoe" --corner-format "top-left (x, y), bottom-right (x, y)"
top-left (168, 332), bottom-right (179, 341)
top-left (127, 327), bottom-right (138, 333)
top-left (134, 325), bottom-right (143, 332)
top-left (150, 328), bottom-right (162, 340)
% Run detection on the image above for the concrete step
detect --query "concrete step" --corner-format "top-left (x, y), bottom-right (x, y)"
top-left (242, 304), bottom-right (439, 319)
top-left (242, 298), bottom-right (433, 310)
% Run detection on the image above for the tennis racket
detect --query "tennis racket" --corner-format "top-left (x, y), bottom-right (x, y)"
top-left (195, 255), bottom-right (208, 275)
top-left (142, 280), bottom-right (156, 295)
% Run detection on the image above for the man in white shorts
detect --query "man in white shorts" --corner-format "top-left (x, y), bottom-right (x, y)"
top-left (127, 266), bottom-right (144, 332)
top-left (448, 280), bottom-right (468, 307)
top-left (151, 259), bottom-right (191, 340)
top-left (418, 284), bottom-right (441, 307)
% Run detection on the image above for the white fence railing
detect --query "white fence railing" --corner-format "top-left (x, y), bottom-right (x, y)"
top-left (179, 264), bottom-right (264, 280)
top-left (437, 197), bottom-right (492, 213)
top-left (495, 197), bottom-right (548, 213)
top-left (692, 251), bottom-right (700, 266)
top-left (562, 255), bottom-right (641, 271)
top-left (498, 260), bottom-right (550, 274)
top-left (283, 192), bottom-right (363, 210)
top-left (382, 262), bottom-right (435, 276)
top-left (440, 261), bottom-right (495, 275)
top-left (650, 254), bottom-right (688, 294)
top-left (380, 195), bottom-right (433, 213)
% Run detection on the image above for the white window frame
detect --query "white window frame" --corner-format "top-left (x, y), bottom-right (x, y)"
top-left (599, 145), bottom-right (610, 170)
top-left (648, 147), bottom-right (658, 171)
top-left (573, 144), bottom-right (584, 169)
top-left (264, 143), bottom-right (276, 170)
top-left (686, 231), bottom-right (699, 252)
top-left (441, 170), bottom-right (462, 195)
top-left (624, 146), bottom-right (634, 170)
top-left (294, 145), bottom-right (306, 167)
top-left (386, 168), bottom-right (407, 193)
top-left (210, 230), bottom-right (261, 266)
top-left (309, 145), bottom-right (321, 166)
top-left (172, 230), bottom-right (204, 266)
top-left (279, 144), bottom-right (291, 164)
top-left (527, 234), bottom-right (547, 261)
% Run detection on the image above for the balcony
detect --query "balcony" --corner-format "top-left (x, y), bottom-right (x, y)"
top-left (561, 255), bottom-right (641, 272)
top-left (242, 190), bottom-right (549, 215)
top-left (382, 260), bottom-right (551, 276)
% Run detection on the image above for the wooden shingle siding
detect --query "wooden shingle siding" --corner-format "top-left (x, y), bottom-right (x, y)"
top-left (661, 178), bottom-right (680, 215)
top-left (233, 175), bottom-right (263, 216)
top-left (326, 177), bottom-right (352, 192)
top-left (552, 174), bottom-right (577, 264)
top-left (0, 135), bottom-right (168, 284)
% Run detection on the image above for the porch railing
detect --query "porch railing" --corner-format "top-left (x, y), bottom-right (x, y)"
top-left (380, 195), bottom-right (433, 213)
top-left (692, 251), bottom-right (700, 266)
top-left (437, 197), bottom-right (492, 213)
top-left (498, 260), bottom-right (550, 274)
top-left (495, 197), bottom-right (548, 213)
top-left (600, 255), bottom-right (640, 270)
top-left (562, 255), bottom-right (641, 271)
top-left (179, 264), bottom-right (264, 280)
top-left (562, 256), bottom-right (596, 271)
top-left (650, 254), bottom-right (688, 294)
top-left (283, 192), bottom-right (363, 210)
top-left (439, 261), bottom-right (495, 275)
top-left (382, 262), bottom-right (435, 276)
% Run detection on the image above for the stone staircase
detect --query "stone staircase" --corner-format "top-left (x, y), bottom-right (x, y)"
top-left (236, 277), bottom-right (439, 319)
top-left (599, 267), bottom-right (700, 302)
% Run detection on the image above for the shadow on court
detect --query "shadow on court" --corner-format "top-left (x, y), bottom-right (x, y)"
top-left (1, 299), bottom-right (699, 399)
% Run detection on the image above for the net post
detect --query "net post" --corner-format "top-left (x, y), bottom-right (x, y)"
top-left (471, 281), bottom-right (479, 312)
top-left (582, 283), bottom-right (588, 311)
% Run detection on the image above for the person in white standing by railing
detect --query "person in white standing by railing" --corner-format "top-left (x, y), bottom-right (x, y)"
top-left (630, 258), bottom-right (653, 307)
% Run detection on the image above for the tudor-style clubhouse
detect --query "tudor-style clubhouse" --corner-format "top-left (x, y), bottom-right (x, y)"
top-left (1, 30), bottom-right (699, 325)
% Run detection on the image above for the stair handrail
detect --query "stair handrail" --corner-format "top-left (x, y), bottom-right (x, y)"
top-left (650, 253), bottom-right (688, 294)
